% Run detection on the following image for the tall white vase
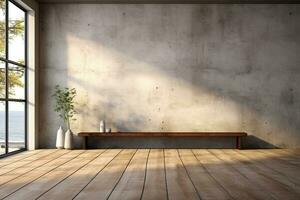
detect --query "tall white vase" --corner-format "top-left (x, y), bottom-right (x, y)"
top-left (56, 126), bottom-right (64, 149)
top-left (64, 129), bottom-right (73, 150)
top-left (100, 120), bottom-right (106, 133)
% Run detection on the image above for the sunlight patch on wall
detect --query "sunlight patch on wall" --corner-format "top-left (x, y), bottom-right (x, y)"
top-left (65, 34), bottom-right (245, 133)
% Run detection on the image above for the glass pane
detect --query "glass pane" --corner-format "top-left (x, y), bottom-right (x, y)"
top-left (0, 61), bottom-right (5, 98)
top-left (0, 101), bottom-right (5, 155)
top-left (8, 64), bottom-right (25, 99)
top-left (8, 2), bottom-right (25, 64)
top-left (0, 0), bottom-right (5, 58)
top-left (8, 101), bottom-right (25, 152)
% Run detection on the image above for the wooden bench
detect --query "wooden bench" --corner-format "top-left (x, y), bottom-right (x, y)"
top-left (77, 132), bottom-right (247, 149)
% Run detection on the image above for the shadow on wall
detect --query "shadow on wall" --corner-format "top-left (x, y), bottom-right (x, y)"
top-left (244, 135), bottom-right (278, 149)
top-left (39, 4), bottom-right (300, 148)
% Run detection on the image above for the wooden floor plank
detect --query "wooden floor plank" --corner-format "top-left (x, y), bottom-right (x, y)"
top-left (0, 150), bottom-right (85, 199)
top-left (211, 149), bottom-right (299, 200)
top-left (193, 149), bottom-right (275, 200)
top-left (283, 149), bottom-right (300, 155)
top-left (74, 149), bottom-right (137, 200)
top-left (266, 149), bottom-right (300, 157)
top-left (237, 150), bottom-right (300, 185)
top-left (107, 149), bottom-right (150, 200)
top-left (4, 150), bottom-right (104, 200)
top-left (0, 150), bottom-right (57, 175)
top-left (229, 150), bottom-right (300, 195)
top-left (0, 150), bottom-right (43, 166)
top-left (0, 149), bottom-right (299, 200)
top-left (178, 149), bottom-right (232, 200)
top-left (164, 149), bottom-right (200, 200)
top-left (272, 149), bottom-right (300, 159)
top-left (37, 149), bottom-right (121, 200)
top-left (257, 150), bottom-right (300, 167)
top-left (0, 150), bottom-right (70, 186)
top-left (141, 149), bottom-right (168, 200)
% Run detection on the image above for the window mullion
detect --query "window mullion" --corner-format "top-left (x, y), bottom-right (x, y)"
top-left (0, 57), bottom-right (26, 68)
top-left (24, 9), bottom-right (27, 150)
top-left (4, 0), bottom-right (8, 154)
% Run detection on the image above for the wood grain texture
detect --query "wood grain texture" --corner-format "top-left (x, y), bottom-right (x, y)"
top-left (0, 150), bottom-right (42, 167)
top-left (178, 149), bottom-right (232, 200)
top-left (283, 149), bottom-right (300, 155)
top-left (164, 149), bottom-right (200, 200)
top-left (4, 150), bottom-right (104, 200)
top-left (0, 150), bottom-right (85, 199)
top-left (74, 149), bottom-right (137, 200)
top-left (0, 149), bottom-right (299, 200)
top-left (193, 149), bottom-right (275, 200)
top-left (213, 149), bottom-right (299, 200)
top-left (108, 149), bottom-right (150, 200)
top-left (257, 149), bottom-right (300, 167)
top-left (37, 149), bottom-right (121, 200)
top-left (237, 150), bottom-right (300, 185)
top-left (141, 149), bottom-right (168, 200)
top-left (0, 150), bottom-right (69, 186)
top-left (0, 150), bottom-right (57, 175)
top-left (230, 149), bottom-right (300, 195)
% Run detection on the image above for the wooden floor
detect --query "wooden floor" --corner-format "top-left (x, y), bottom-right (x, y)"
top-left (0, 149), bottom-right (299, 200)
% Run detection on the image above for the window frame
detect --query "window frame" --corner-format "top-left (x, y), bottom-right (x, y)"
top-left (0, 0), bottom-right (27, 158)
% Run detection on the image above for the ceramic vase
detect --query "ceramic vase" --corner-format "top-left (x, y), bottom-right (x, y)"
top-left (64, 129), bottom-right (73, 150)
top-left (100, 120), bottom-right (106, 133)
top-left (56, 126), bottom-right (64, 149)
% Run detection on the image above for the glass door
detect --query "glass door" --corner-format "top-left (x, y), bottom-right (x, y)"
top-left (0, 0), bottom-right (27, 158)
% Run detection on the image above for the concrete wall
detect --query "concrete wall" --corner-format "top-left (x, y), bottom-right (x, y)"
top-left (39, 4), bottom-right (300, 148)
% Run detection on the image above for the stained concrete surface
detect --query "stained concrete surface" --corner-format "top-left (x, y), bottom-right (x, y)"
top-left (39, 4), bottom-right (300, 148)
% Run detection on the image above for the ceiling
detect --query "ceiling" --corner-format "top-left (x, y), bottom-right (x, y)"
top-left (37, 0), bottom-right (300, 3)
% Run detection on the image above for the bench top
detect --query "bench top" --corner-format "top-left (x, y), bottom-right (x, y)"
top-left (77, 132), bottom-right (247, 137)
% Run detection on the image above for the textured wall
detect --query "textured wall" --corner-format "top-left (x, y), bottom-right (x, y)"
top-left (39, 4), bottom-right (300, 148)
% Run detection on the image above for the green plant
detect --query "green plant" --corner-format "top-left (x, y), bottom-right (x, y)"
top-left (52, 85), bottom-right (77, 129)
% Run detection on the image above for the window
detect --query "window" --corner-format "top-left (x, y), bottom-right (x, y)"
top-left (0, 0), bottom-right (27, 157)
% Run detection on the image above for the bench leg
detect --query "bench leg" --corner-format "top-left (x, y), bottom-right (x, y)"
top-left (236, 136), bottom-right (241, 149)
top-left (82, 136), bottom-right (88, 150)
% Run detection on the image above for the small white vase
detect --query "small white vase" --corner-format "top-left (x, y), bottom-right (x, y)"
top-left (56, 126), bottom-right (64, 149)
top-left (64, 129), bottom-right (73, 150)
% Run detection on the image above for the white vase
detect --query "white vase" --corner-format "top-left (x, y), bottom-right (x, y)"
top-left (100, 120), bottom-right (106, 133)
top-left (56, 126), bottom-right (64, 149)
top-left (64, 129), bottom-right (73, 150)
